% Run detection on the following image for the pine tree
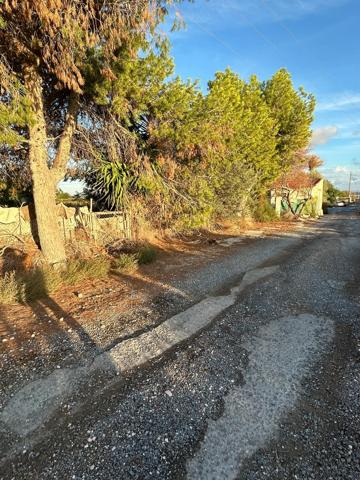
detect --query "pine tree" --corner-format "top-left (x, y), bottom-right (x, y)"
top-left (0, 0), bottom-right (170, 266)
top-left (200, 69), bottom-right (280, 217)
top-left (263, 68), bottom-right (315, 169)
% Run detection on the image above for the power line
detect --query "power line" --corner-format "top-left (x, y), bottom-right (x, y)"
top-left (237, 9), bottom-right (279, 51)
top-left (174, 8), bottom-right (247, 60)
top-left (222, 0), bottom-right (279, 51)
top-left (295, 0), bottom-right (307, 10)
top-left (260, 0), bottom-right (300, 45)
top-left (174, 3), bottom-right (279, 58)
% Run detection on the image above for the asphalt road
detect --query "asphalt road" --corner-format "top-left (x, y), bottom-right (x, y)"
top-left (1, 206), bottom-right (359, 479)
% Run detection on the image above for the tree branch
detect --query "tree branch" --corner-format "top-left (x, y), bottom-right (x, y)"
top-left (52, 93), bottom-right (79, 183)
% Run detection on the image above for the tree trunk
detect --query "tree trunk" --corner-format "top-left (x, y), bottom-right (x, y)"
top-left (25, 67), bottom-right (67, 266)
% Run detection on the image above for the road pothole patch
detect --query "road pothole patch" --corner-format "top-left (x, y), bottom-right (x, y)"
top-left (187, 314), bottom-right (334, 480)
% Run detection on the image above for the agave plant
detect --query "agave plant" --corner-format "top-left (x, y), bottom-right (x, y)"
top-left (94, 157), bottom-right (139, 210)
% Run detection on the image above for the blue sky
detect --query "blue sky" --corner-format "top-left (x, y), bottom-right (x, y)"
top-left (62, 0), bottom-right (360, 194)
top-left (164, 0), bottom-right (360, 191)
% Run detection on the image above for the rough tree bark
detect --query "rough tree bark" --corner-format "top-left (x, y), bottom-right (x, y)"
top-left (24, 66), bottom-right (78, 266)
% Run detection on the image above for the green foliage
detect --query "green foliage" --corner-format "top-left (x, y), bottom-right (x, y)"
top-left (0, 0), bottom-right (316, 236)
top-left (0, 72), bottom-right (31, 148)
top-left (263, 69), bottom-right (315, 169)
top-left (110, 39), bottom-right (175, 125)
top-left (63, 257), bottom-right (111, 285)
top-left (112, 253), bottom-right (139, 273)
top-left (137, 245), bottom-right (157, 264)
top-left (42, 22), bottom-right (314, 233)
top-left (323, 179), bottom-right (341, 205)
top-left (253, 198), bottom-right (278, 222)
top-left (186, 70), bottom-right (280, 220)
top-left (146, 76), bottom-right (203, 156)
top-left (94, 158), bottom-right (139, 209)
top-left (113, 66), bottom-right (314, 230)
top-left (0, 271), bottom-right (26, 304)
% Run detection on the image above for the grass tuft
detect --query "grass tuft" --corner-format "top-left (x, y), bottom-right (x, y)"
top-left (0, 271), bottom-right (26, 304)
top-left (111, 245), bottom-right (157, 273)
top-left (0, 256), bottom-right (112, 304)
top-left (62, 256), bottom-right (111, 285)
top-left (22, 267), bottom-right (63, 302)
top-left (112, 253), bottom-right (139, 273)
top-left (137, 245), bottom-right (157, 265)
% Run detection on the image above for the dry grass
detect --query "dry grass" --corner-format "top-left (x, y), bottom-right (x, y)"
top-left (22, 267), bottom-right (63, 302)
top-left (0, 255), bottom-right (112, 304)
top-left (62, 256), bottom-right (111, 285)
top-left (0, 271), bottom-right (26, 304)
top-left (112, 253), bottom-right (139, 273)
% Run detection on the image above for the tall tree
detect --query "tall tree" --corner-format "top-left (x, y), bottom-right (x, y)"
top-left (201, 69), bottom-right (279, 217)
top-left (323, 179), bottom-right (341, 204)
top-left (263, 68), bottom-right (315, 170)
top-left (0, 0), bottom-right (170, 266)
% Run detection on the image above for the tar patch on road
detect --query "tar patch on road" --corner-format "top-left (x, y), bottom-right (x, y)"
top-left (187, 314), bottom-right (334, 480)
top-left (237, 322), bottom-right (360, 480)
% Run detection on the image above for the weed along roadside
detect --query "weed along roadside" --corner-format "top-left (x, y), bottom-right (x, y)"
top-left (0, 242), bottom-right (158, 304)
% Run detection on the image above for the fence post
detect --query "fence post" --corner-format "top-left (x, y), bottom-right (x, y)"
top-left (18, 206), bottom-right (22, 236)
top-left (62, 217), bottom-right (66, 242)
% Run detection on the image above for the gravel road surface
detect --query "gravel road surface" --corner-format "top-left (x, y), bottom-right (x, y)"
top-left (0, 206), bottom-right (359, 479)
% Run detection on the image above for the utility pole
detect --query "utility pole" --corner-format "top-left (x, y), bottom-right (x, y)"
top-left (348, 172), bottom-right (352, 203)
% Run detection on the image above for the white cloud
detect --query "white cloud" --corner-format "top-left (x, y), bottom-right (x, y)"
top-left (335, 166), bottom-right (349, 173)
top-left (317, 93), bottom-right (360, 111)
top-left (319, 166), bottom-right (360, 190)
top-left (310, 126), bottom-right (338, 147)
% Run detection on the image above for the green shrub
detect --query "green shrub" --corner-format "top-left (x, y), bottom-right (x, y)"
top-left (253, 199), bottom-right (278, 222)
top-left (63, 256), bottom-right (111, 285)
top-left (137, 245), bottom-right (157, 265)
top-left (112, 253), bottom-right (139, 273)
top-left (23, 267), bottom-right (63, 301)
top-left (0, 271), bottom-right (26, 304)
top-left (302, 198), bottom-right (318, 218)
top-left (0, 257), bottom-right (111, 304)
